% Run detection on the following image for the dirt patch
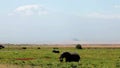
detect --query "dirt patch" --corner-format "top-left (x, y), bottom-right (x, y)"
top-left (82, 44), bottom-right (120, 48)
top-left (0, 64), bottom-right (26, 68)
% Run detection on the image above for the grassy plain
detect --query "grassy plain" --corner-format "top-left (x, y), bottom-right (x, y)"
top-left (0, 44), bottom-right (120, 68)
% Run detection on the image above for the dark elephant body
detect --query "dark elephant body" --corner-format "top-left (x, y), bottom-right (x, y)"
top-left (0, 45), bottom-right (4, 49)
top-left (59, 52), bottom-right (80, 62)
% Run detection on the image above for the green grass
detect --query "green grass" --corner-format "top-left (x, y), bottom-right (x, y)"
top-left (0, 46), bottom-right (120, 68)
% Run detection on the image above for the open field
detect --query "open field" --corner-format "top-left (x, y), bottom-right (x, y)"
top-left (0, 44), bottom-right (120, 68)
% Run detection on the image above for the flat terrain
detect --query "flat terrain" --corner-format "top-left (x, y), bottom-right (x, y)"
top-left (0, 44), bottom-right (120, 68)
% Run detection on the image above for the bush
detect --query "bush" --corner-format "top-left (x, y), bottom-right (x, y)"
top-left (76, 44), bottom-right (82, 49)
top-left (52, 49), bottom-right (60, 53)
top-left (53, 47), bottom-right (59, 49)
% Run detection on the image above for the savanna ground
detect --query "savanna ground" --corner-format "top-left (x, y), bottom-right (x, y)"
top-left (0, 44), bottom-right (120, 68)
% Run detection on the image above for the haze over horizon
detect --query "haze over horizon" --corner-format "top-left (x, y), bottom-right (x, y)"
top-left (0, 0), bottom-right (120, 44)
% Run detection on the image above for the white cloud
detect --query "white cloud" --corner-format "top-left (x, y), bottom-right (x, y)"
top-left (15, 5), bottom-right (39, 12)
top-left (86, 12), bottom-right (120, 19)
top-left (9, 4), bottom-right (48, 16)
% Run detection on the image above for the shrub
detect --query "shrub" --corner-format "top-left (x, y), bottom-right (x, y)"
top-left (53, 47), bottom-right (59, 49)
top-left (76, 44), bottom-right (82, 49)
top-left (52, 50), bottom-right (60, 53)
top-left (52, 47), bottom-right (60, 53)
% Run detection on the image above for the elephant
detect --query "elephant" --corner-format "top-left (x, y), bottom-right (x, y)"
top-left (59, 52), bottom-right (80, 62)
top-left (0, 45), bottom-right (5, 49)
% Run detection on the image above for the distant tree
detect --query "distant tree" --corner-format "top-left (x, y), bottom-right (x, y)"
top-left (76, 44), bottom-right (82, 49)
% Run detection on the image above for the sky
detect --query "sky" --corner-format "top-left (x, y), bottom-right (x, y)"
top-left (0, 0), bottom-right (120, 44)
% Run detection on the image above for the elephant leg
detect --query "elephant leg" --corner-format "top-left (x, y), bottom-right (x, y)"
top-left (65, 58), bottom-right (71, 62)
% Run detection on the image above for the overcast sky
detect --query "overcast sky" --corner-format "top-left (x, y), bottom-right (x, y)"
top-left (0, 0), bottom-right (120, 44)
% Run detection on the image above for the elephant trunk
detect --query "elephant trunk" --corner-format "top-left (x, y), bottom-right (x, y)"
top-left (59, 57), bottom-right (63, 62)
